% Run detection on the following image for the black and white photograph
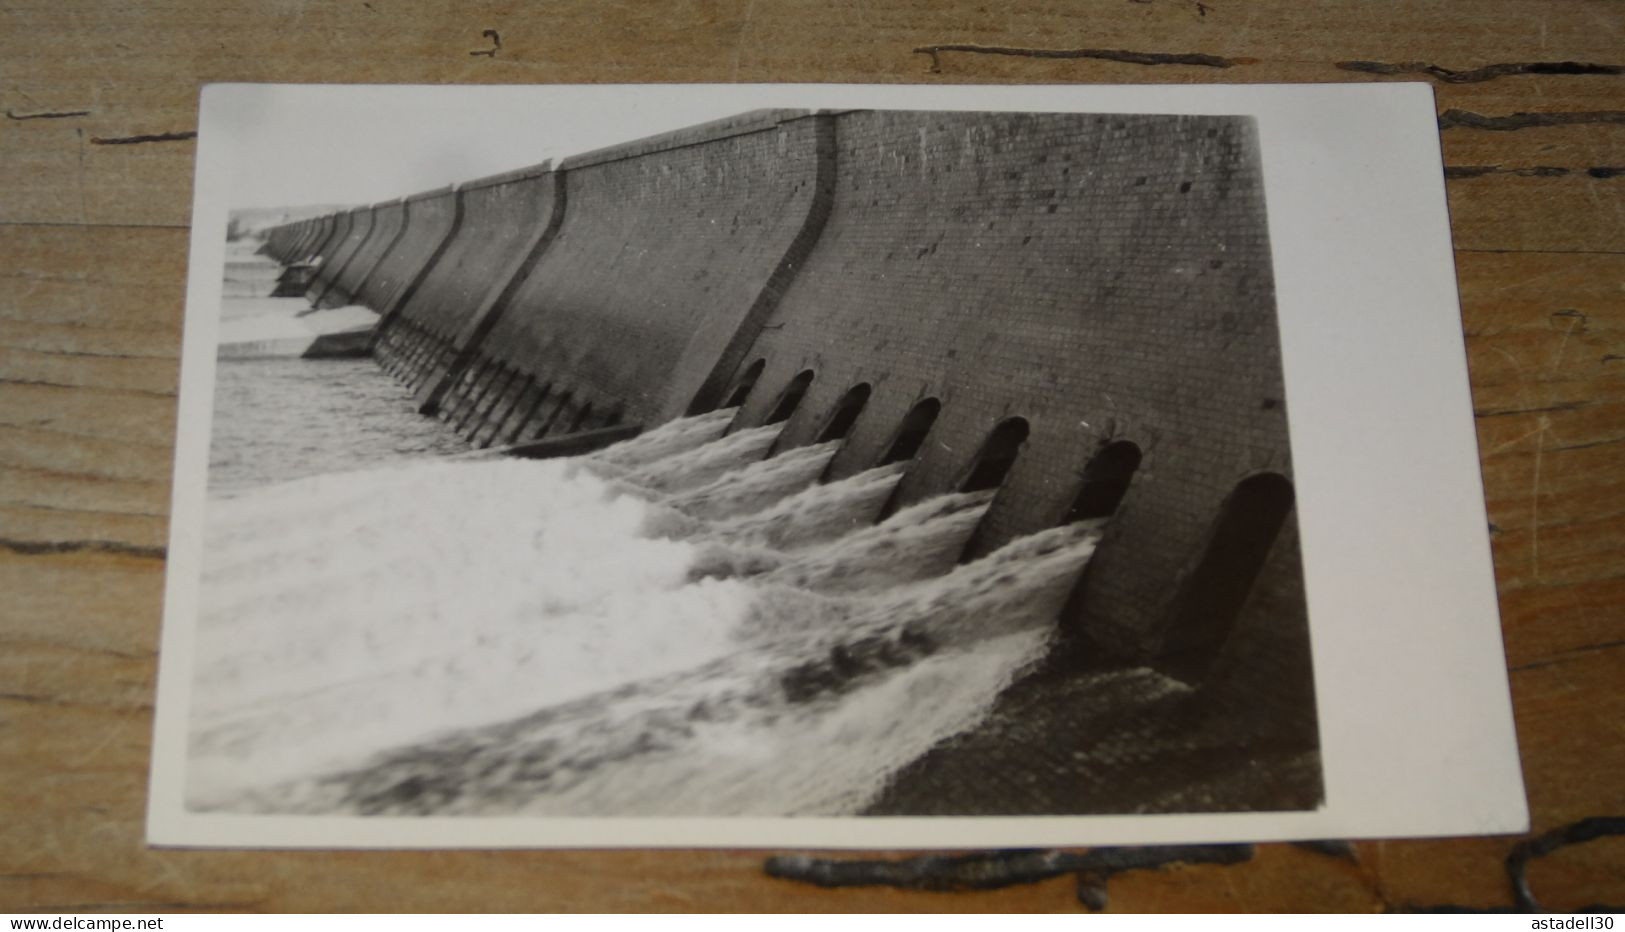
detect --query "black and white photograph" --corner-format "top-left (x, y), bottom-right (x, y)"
top-left (148, 84), bottom-right (1525, 847)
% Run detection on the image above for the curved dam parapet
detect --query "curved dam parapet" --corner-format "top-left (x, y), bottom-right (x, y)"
top-left (307, 206), bottom-right (374, 308)
top-left (300, 214), bottom-right (338, 265)
top-left (302, 211), bottom-right (351, 295)
top-left (371, 167), bottom-right (560, 429)
top-left (271, 218), bottom-right (305, 264)
top-left (422, 110), bottom-right (831, 447)
top-left (259, 220), bottom-right (311, 295)
top-left (317, 198), bottom-right (405, 310)
top-left (355, 185), bottom-right (462, 360)
top-left (290, 219), bottom-right (316, 262)
top-left (263, 222), bottom-right (297, 263)
top-left (265, 217), bottom-right (314, 265)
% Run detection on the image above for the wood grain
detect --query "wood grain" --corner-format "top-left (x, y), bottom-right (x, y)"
top-left (2, 0), bottom-right (1622, 913)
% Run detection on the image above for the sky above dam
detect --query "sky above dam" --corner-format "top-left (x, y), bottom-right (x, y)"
top-left (205, 85), bottom-right (759, 210)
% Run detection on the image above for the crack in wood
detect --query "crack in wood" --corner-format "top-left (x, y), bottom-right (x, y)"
top-left (913, 43), bottom-right (1246, 73)
top-left (1446, 165), bottom-right (1576, 179)
top-left (1339, 60), bottom-right (1624, 83)
top-left (88, 131), bottom-right (197, 146)
top-left (1474, 400), bottom-right (1588, 418)
top-left (3, 501), bottom-right (169, 521)
top-left (0, 538), bottom-right (166, 560)
top-left (1510, 640), bottom-right (1625, 673)
top-left (1439, 109), bottom-right (1625, 131)
top-left (6, 343), bottom-right (184, 365)
top-left (7, 346), bottom-right (176, 362)
top-left (1549, 436), bottom-right (1624, 453)
top-left (1127, 0), bottom-right (1212, 13)
top-left (5, 108), bottom-right (92, 121)
top-left (765, 845), bottom-right (1253, 908)
top-left (0, 376), bottom-right (176, 398)
top-left (1460, 248), bottom-right (1625, 255)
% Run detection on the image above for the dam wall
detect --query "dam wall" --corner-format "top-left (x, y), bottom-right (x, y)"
top-left (266, 216), bottom-right (318, 265)
top-left (356, 186), bottom-right (461, 329)
top-left (260, 214), bottom-right (335, 294)
top-left (256, 109), bottom-right (1308, 692)
top-left (301, 211), bottom-right (350, 293)
top-left (307, 206), bottom-right (374, 308)
top-left (275, 218), bottom-right (311, 263)
top-left (373, 166), bottom-right (559, 427)
top-left (718, 110), bottom-right (1295, 668)
top-left (284, 219), bottom-right (314, 263)
top-left (264, 224), bottom-right (296, 263)
top-left (300, 215), bottom-right (335, 264)
top-left (445, 110), bottom-right (830, 443)
top-left (317, 198), bottom-right (405, 310)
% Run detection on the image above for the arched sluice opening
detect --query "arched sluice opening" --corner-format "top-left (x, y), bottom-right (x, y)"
top-left (1156, 472), bottom-right (1296, 684)
top-left (1064, 441), bottom-right (1142, 523)
top-left (765, 370), bottom-right (815, 425)
top-left (1049, 441), bottom-right (1145, 651)
top-left (879, 397), bottom-right (941, 465)
top-left (956, 417), bottom-right (1031, 562)
top-left (959, 417), bottom-right (1030, 493)
top-left (724, 359), bottom-right (767, 409)
top-left (816, 383), bottom-right (872, 443)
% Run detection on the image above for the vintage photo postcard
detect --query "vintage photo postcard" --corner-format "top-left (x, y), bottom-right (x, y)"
top-left (146, 83), bottom-right (1526, 848)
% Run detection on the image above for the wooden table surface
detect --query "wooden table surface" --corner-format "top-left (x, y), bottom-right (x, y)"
top-left (3, 0), bottom-right (1622, 913)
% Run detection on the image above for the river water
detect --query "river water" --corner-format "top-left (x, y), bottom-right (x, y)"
top-left (208, 358), bottom-right (472, 495)
top-left (189, 255), bottom-right (1123, 816)
top-left (207, 245), bottom-right (459, 493)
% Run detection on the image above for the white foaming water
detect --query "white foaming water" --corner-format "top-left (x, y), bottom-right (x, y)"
top-left (761, 489), bottom-right (998, 593)
top-left (587, 408), bottom-right (735, 470)
top-left (666, 440), bottom-right (840, 520)
top-left (617, 422), bottom-right (782, 492)
top-left (717, 461), bottom-right (907, 550)
top-left (188, 412), bottom-right (1106, 816)
top-left (636, 461), bottom-right (908, 553)
top-left (502, 630), bottom-right (1056, 817)
top-left (188, 458), bottom-right (754, 806)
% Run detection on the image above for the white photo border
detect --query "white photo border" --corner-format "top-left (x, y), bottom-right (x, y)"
top-left (147, 82), bottom-right (1526, 848)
